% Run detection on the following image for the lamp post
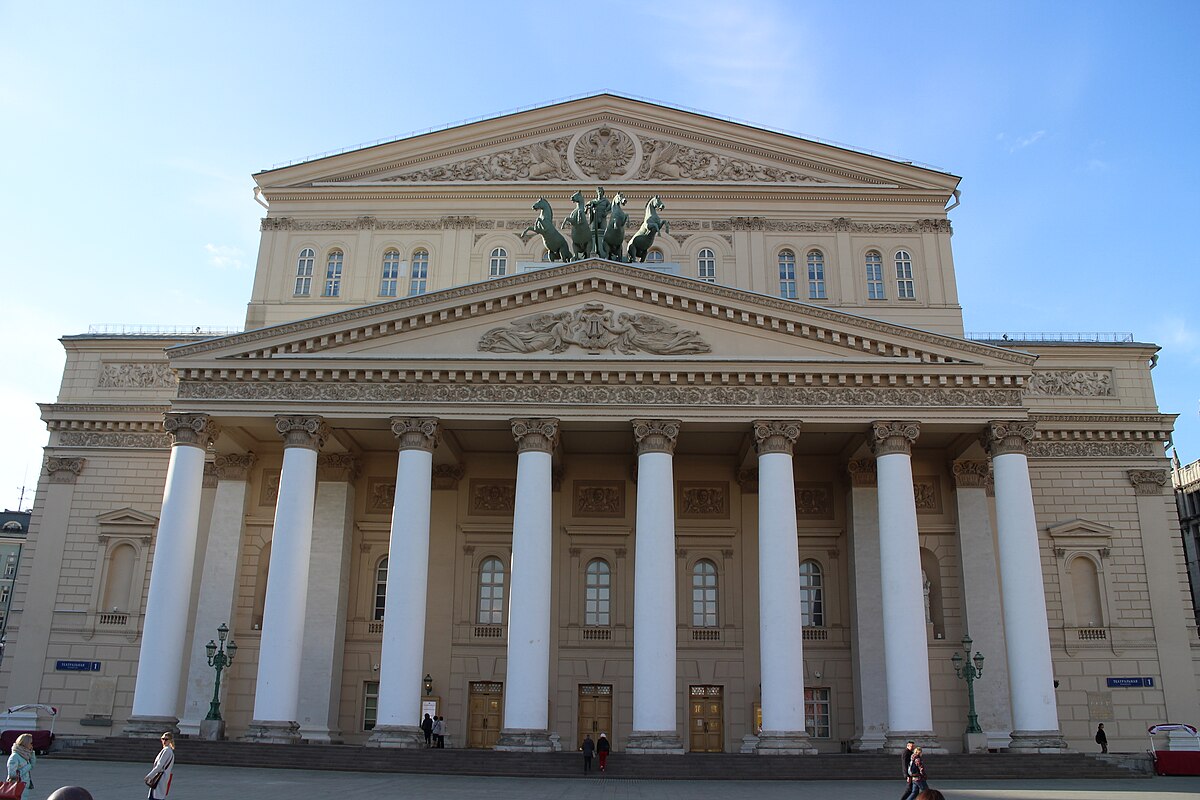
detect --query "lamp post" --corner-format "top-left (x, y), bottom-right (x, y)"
top-left (423, 674), bottom-right (434, 696)
top-left (951, 634), bottom-right (986, 737)
top-left (204, 623), bottom-right (238, 722)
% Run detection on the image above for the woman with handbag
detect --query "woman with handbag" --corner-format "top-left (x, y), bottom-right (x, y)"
top-left (6, 733), bottom-right (36, 797)
top-left (144, 732), bottom-right (175, 799)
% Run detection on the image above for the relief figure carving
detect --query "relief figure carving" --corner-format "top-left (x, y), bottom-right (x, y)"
top-left (478, 302), bottom-right (711, 355)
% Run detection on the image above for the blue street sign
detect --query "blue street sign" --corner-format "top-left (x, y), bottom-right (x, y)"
top-left (1106, 677), bottom-right (1154, 688)
top-left (55, 660), bottom-right (101, 672)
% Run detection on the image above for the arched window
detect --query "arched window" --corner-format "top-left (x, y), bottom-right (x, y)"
top-left (489, 247), bottom-right (508, 278)
top-left (778, 250), bottom-right (797, 299)
top-left (323, 249), bottom-right (344, 297)
top-left (895, 250), bottom-right (915, 299)
top-left (692, 560), bottom-right (719, 627)
top-left (646, 249), bottom-right (665, 263)
top-left (373, 556), bottom-right (388, 621)
top-left (101, 543), bottom-right (136, 613)
top-left (798, 559), bottom-right (824, 627)
top-left (409, 249), bottom-right (430, 296)
top-left (294, 248), bottom-right (315, 296)
top-left (585, 559), bottom-right (611, 627)
top-left (477, 557), bottom-right (506, 625)
top-left (1070, 556), bottom-right (1104, 627)
top-left (697, 248), bottom-right (716, 282)
top-left (865, 250), bottom-right (885, 299)
top-left (380, 250), bottom-right (401, 297)
top-left (807, 250), bottom-right (826, 299)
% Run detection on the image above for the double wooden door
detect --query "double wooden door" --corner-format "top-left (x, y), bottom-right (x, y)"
top-left (689, 685), bottom-right (724, 752)
top-left (578, 684), bottom-right (613, 748)
top-left (468, 681), bottom-right (503, 748)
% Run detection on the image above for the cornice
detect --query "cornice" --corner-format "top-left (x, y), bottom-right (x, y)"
top-left (261, 188), bottom-right (950, 205)
top-left (40, 403), bottom-right (170, 416)
top-left (46, 418), bottom-right (166, 433)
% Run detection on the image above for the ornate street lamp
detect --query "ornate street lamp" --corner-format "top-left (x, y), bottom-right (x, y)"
top-left (205, 623), bottom-right (238, 721)
top-left (423, 674), bottom-right (434, 696)
top-left (950, 634), bottom-right (985, 734)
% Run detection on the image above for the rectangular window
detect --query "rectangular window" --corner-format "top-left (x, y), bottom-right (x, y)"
top-left (324, 252), bottom-right (343, 297)
top-left (779, 256), bottom-right (797, 300)
top-left (410, 252), bottom-right (430, 296)
top-left (363, 681), bottom-right (379, 731)
top-left (804, 687), bottom-right (831, 738)
top-left (866, 253), bottom-right (885, 300)
top-left (380, 252), bottom-right (401, 297)
top-left (895, 252), bottom-right (915, 299)
top-left (807, 253), bottom-right (826, 300)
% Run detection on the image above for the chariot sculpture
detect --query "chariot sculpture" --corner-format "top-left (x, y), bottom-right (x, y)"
top-left (523, 189), bottom-right (671, 264)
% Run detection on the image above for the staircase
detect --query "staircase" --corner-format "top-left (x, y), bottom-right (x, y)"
top-left (57, 738), bottom-right (1145, 780)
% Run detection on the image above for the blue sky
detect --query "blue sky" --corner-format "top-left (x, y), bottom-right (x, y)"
top-left (1, 1), bottom-right (1197, 510)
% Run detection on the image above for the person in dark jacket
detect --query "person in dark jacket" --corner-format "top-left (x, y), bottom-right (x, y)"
top-left (421, 713), bottom-right (434, 748)
top-left (1096, 723), bottom-right (1108, 753)
top-left (597, 732), bottom-right (610, 772)
top-left (905, 746), bottom-right (928, 800)
top-left (900, 740), bottom-right (915, 800)
top-left (581, 734), bottom-right (595, 772)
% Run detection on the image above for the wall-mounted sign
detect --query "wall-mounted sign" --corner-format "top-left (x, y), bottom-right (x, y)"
top-left (55, 660), bottom-right (101, 672)
top-left (1106, 677), bottom-right (1154, 688)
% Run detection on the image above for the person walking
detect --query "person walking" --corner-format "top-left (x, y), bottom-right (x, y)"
top-left (905, 745), bottom-right (928, 800)
top-left (432, 716), bottom-right (444, 749)
top-left (6, 733), bottom-right (36, 795)
top-left (421, 713), bottom-right (434, 748)
top-left (581, 734), bottom-right (595, 772)
top-left (144, 732), bottom-right (175, 800)
top-left (899, 740), bottom-right (915, 800)
top-left (1095, 723), bottom-right (1108, 753)
top-left (596, 732), bottom-right (610, 772)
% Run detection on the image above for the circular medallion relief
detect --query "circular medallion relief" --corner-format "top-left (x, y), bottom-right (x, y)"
top-left (571, 126), bottom-right (638, 180)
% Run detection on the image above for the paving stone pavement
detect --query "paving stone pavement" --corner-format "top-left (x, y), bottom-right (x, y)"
top-left (20, 758), bottom-right (1200, 800)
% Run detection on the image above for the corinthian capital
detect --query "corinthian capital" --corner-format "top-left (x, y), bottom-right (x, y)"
top-left (318, 453), bottom-right (361, 482)
top-left (871, 421), bottom-right (920, 456)
top-left (511, 418), bottom-right (559, 453)
top-left (1127, 469), bottom-right (1168, 495)
top-left (984, 420), bottom-right (1035, 457)
top-left (390, 417), bottom-right (440, 452)
top-left (752, 420), bottom-right (801, 455)
top-left (213, 452), bottom-right (257, 481)
top-left (952, 460), bottom-right (990, 489)
top-left (632, 419), bottom-right (681, 455)
top-left (164, 413), bottom-right (219, 448)
top-left (846, 459), bottom-right (877, 487)
top-left (45, 456), bottom-right (86, 484)
top-left (274, 415), bottom-right (329, 451)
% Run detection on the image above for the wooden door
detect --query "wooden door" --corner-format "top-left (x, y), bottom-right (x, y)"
top-left (689, 685), bottom-right (724, 752)
top-left (577, 684), bottom-right (613, 748)
top-left (468, 681), bottom-right (503, 748)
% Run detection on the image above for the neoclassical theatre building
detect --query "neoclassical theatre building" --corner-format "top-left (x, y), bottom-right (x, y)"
top-left (6, 95), bottom-right (1197, 754)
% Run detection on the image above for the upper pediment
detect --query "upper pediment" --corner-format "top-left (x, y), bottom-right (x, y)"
top-left (257, 94), bottom-right (959, 194)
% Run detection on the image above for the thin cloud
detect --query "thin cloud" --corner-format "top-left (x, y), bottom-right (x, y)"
top-left (1009, 130), bottom-right (1046, 152)
top-left (205, 243), bottom-right (246, 270)
top-left (1153, 316), bottom-right (1200, 363)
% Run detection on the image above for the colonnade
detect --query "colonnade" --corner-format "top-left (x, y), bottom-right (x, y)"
top-left (126, 412), bottom-right (1066, 753)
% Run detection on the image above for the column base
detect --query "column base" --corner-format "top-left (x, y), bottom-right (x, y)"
top-left (962, 731), bottom-right (989, 753)
top-left (199, 719), bottom-right (226, 741)
top-left (883, 730), bottom-right (946, 754)
top-left (241, 719), bottom-right (301, 744)
top-left (755, 730), bottom-right (818, 755)
top-left (494, 728), bottom-right (555, 752)
top-left (365, 724), bottom-right (424, 749)
top-left (1007, 730), bottom-right (1069, 753)
top-left (848, 730), bottom-right (887, 752)
top-left (625, 730), bottom-right (685, 754)
top-left (123, 716), bottom-right (179, 738)
top-left (298, 725), bottom-right (342, 744)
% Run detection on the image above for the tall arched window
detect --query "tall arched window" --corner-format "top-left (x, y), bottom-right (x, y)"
top-left (409, 249), bottom-right (430, 295)
top-left (380, 250), bottom-right (401, 297)
top-left (692, 560), bottom-right (719, 627)
top-left (373, 556), bottom-right (388, 621)
top-left (1069, 556), bottom-right (1104, 627)
top-left (489, 247), bottom-right (508, 278)
top-left (478, 557), bottom-right (506, 624)
top-left (865, 250), bottom-right (885, 299)
top-left (646, 249), bottom-right (665, 263)
top-left (323, 249), bottom-right (344, 297)
top-left (294, 248), bottom-right (315, 296)
top-left (697, 248), bottom-right (716, 282)
top-left (101, 543), bottom-right (136, 613)
top-left (895, 250), bottom-right (915, 299)
top-left (585, 559), bottom-right (611, 627)
top-left (807, 250), bottom-right (826, 299)
top-left (798, 559), bottom-right (824, 626)
top-left (778, 250), bottom-right (797, 299)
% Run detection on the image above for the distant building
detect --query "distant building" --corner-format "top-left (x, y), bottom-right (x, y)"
top-left (0, 510), bottom-right (30, 653)
top-left (1173, 454), bottom-right (1200, 627)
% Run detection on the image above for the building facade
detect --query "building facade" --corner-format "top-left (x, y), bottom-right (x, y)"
top-left (3, 95), bottom-right (1197, 754)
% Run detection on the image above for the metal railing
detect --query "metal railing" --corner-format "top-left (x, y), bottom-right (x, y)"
top-left (966, 332), bottom-right (1134, 343)
top-left (86, 324), bottom-right (243, 337)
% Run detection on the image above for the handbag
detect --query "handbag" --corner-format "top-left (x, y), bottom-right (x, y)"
top-left (0, 779), bottom-right (25, 800)
top-left (144, 773), bottom-right (162, 790)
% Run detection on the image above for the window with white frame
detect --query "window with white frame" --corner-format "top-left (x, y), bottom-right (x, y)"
top-left (779, 250), bottom-right (797, 299)
top-left (410, 249), bottom-right (430, 295)
top-left (697, 248), bottom-right (716, 282)
top-left (294, 248), bottom-right (315, 296)
top-left (489, 247), bottom-right (508, 278)
top-left (363, 681), bottom-right (379, 731)
top-left (692, 559), bottom-right (719, 627)
top-left (799, 559), bottom-right (824, 627)
top-left (585, 559), bottom-right (611, 627)
top-left (323, 249), bottom-right (344, 297)
top-left (807, 250), bottom-right (826, 299)
top-left (866, 250), bottom-right (885, 299)
top-left (380, 250), bottom-right (401, 297)
top-left (895, 250), bottom-right (915, 299)
top-left (373, 556), bottom-right (388, 621)
top-left (804, 687), bottom-right (831, 738)
top-left (478, 556), bottom-right (505, 624)
top-left (646, 249), bottom-right (664, 263)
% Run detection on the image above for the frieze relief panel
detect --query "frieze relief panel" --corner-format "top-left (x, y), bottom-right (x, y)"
top-left (97, 362), bottom-right (177, 389)
top-left (912, 477), bottom-right (943, 514)
top-left (795, 482), bottom-right (835, 519)
top-left (677, 482), bottom-right (729, 519)
top-left (573, 480), bottom-right (625, 518)
top-left (478, 303), bottom-right (711, 355)
top-left (470, 479), bottom-right (516, 516)
top-left (1025, 370), bottom-right (1114, 397)
top-left (55, 431), bottom-right (171, 449)
top-left (259, 469), bottom-right (281, 507)
top-left (367, 478), bottom-right (396, 513)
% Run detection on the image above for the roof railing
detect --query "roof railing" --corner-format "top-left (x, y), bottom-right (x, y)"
top-left (84, 324), bottom-right (243, 337)
top-left (966, 332), bottom-right (1135, 343)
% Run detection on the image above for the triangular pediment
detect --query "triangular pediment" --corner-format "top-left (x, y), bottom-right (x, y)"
top-left (96, 508), bottom-right (159, 527)
top-left (257, 94), bottom-right (958, 193)
top-left (1047, 518), bottom-right (1115, 540)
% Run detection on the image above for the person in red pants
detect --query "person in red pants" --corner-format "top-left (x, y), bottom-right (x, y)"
top-left (597, 732), bottom-right (610, 772)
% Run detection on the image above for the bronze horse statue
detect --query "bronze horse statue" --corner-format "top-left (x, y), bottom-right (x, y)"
top-left (523, 198), bottom-right (573, 262)
top-left (627, 196), bottom-right (670, 263)
top-left (561, 190), bottom-right (593, 260)
top-left (599, 192), bottom-right (628, 261)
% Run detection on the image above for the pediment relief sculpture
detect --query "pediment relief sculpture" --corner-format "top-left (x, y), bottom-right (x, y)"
top-left (383, 136), bottom-right (574, 182)
top-left (477, 302), bottom-right (711, 356)
top-left (635, 138), bottom-right (825, 183)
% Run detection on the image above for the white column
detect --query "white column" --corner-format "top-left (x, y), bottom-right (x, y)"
top-left (369, 418), bottom-right (439, 748)
top-left (872, 421), bottom-right (940, 752)
top-left (628, 419), bottom-right (684, 754)
top-left (951, 459), bottom-right (1013, 750)
top-left (497, 419), bottom-right (558, 751)
top-left (846, 458), bottom-right (887, 751)
top-left (127, 413), bottom-right (218, 736)
top-left (753, 421), bottom-right (816, 754)
top-left (246, 415), bottom-right (327, 743)
top-left (986, 422), bottom-right (1066, 752)
top-left (180, 453), bottom-right (255, 738)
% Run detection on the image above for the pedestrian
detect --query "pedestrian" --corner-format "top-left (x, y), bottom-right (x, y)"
top-left (6, 733), bottom-right (36, 795)
top-left (144, 732), bottom-right (175, 800)
top-left (899, 740), bottom-right (915, 800)
top-left (916, 791), bottom-right (946, 800)
top-left (581, 734), bottom-right (595, 772)
top-left (421, 713), bottom-right (434, 748)
top-left (432, 716), bottom-right (444, 748)
top-left (905, 745), bottom-right (928, 800)
top-left (1095, 722), bottom-right (1108, 754)
top-left (597, 732), bottom-right (610, 772)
